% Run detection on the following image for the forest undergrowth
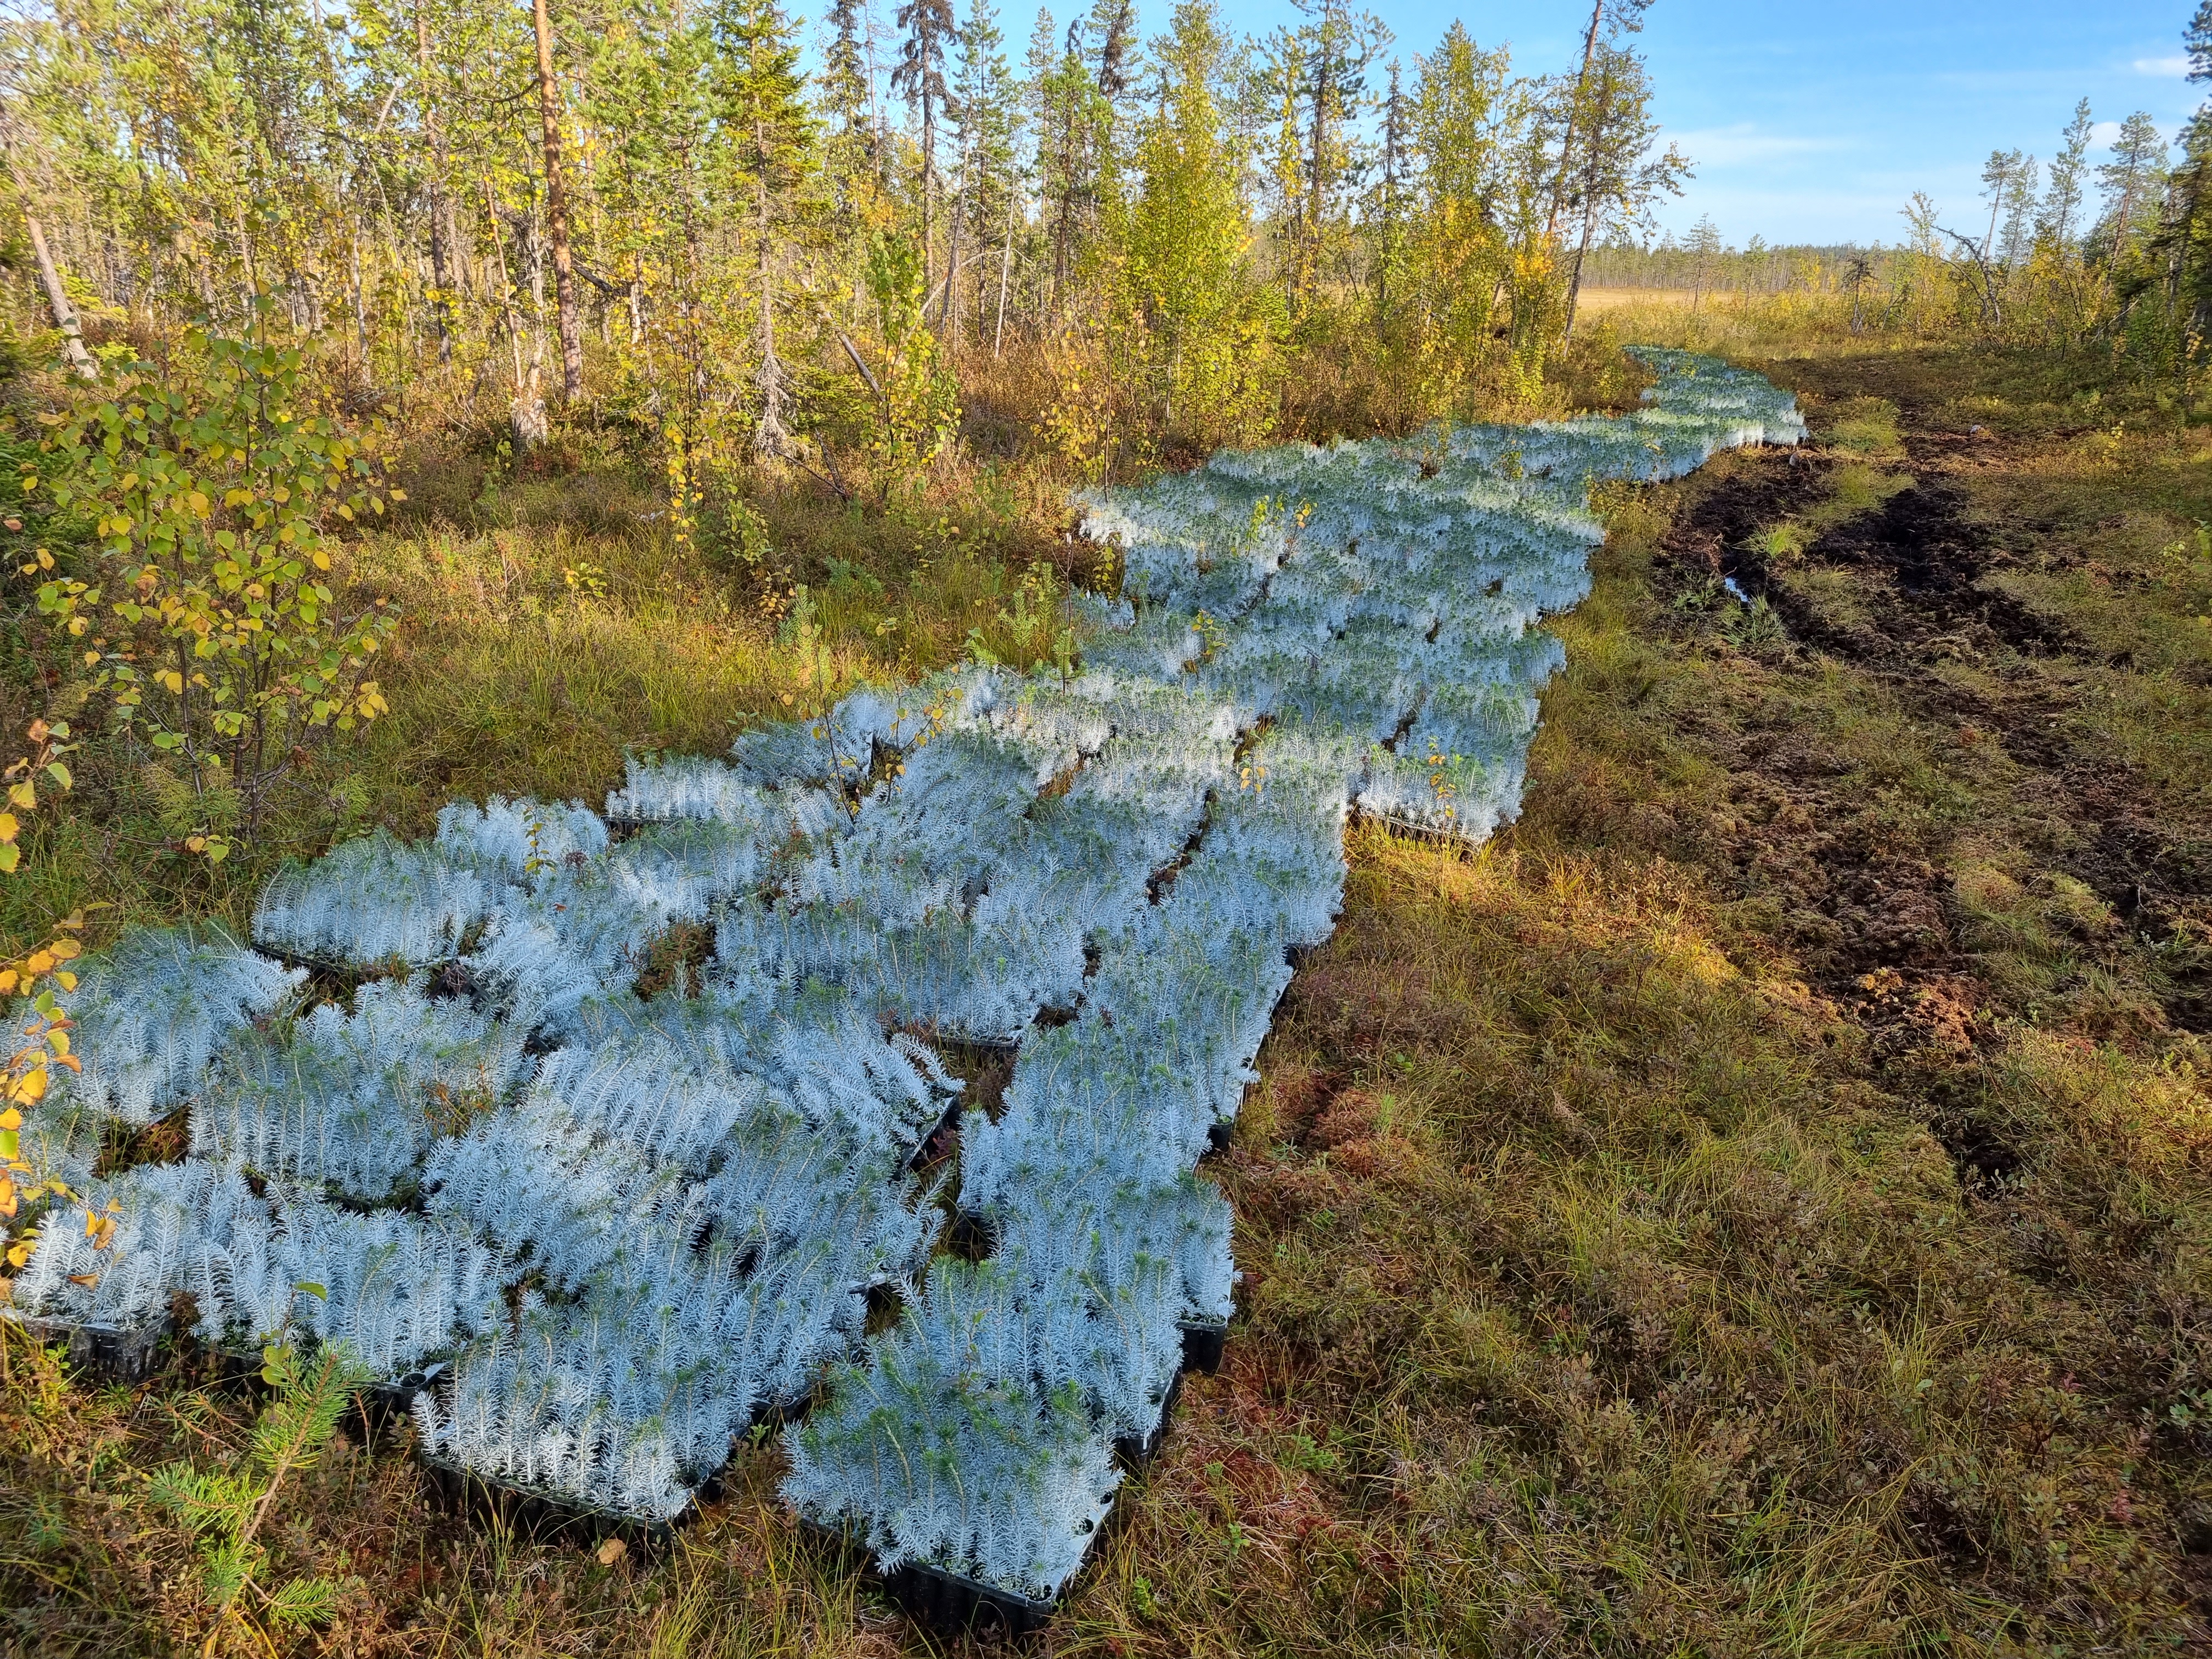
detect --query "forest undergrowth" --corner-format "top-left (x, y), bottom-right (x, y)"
top-left (5, 326), bottom-right (2212, 1656)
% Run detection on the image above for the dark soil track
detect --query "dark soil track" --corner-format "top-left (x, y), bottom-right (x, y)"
top-left (1649, 395), bottom-right (2212, 1181)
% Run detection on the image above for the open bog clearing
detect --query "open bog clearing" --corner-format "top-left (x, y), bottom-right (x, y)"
top-left (7, 356), bottom-right (1805, 1627)
top-left (1561, 287), bottom-right (1705, 315)
top-left (7, 336), bottom-right (2212, 1654)
top-left (17, 0), bottom-right (2212, 1641)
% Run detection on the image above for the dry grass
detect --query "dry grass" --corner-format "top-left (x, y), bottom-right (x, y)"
top-left (7, 343), bottom-right (2212, 1656)
top-left (1572, 285), bottom-right (1702, 315)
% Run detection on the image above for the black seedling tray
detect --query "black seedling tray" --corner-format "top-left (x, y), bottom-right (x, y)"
top-left (882, 1559), bottom-right (1060, 1636)
top-left (10, 1314), bottom-right (166, 1384)
top-left (201, 1346), bottom-right (443, 1442)
top-left (802, 1516), bottom-right (1075, 1635)
top-left (1355, 809), bottom-right (1470, 850)
top-left (947, 1208), bottom-right (998, 1256)
top-left (1207, 1118), bottom-right (1235, 1154)
top-left (345, 1363), bottom-right (446, 1442)
top-left (1179, 1321), bottom-right (1227, 1375)
top-left (909, 1098), bottom-right (963, 1169)
top-left (1113, 1370), bottom-right (1183, 1469)
top-left (202, 1345), bottom-right (277, 1401)
top-left (417, 1453), bottom-right (696, 1550)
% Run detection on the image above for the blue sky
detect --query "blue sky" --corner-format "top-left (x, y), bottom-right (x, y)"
top-left (1210, 1), bottom-right (2208, 246)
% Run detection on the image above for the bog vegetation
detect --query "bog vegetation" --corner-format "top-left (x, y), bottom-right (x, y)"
top-left (4, 0), bottom-right (2212, 1652)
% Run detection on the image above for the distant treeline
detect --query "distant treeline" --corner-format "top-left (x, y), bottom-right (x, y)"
top-left (1577, 38), bottom-right (2212, 380)
top-left (1581, 240), bottom-right (1886, 296)
top-left (0, 0), bottom-right (1696, 477)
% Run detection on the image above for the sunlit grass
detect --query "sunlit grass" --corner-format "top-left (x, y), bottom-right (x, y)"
top-left (9, 340), bottom-right (2212, 1656)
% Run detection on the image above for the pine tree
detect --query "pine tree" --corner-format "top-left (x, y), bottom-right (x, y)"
top-left (1263, 31), bottom-right (1306, 312)
top-left (2188, 0), bottom-right (2212, 82)
top-left (1086, 0), bottom-right (1137, 105)
top-left (1274, 0), bottom-right (1385, 321)
top-left (822, 0), bottom-right (877, 235)
top-left (712, 0), bottom-right (816, 456)
top-left (893, 0), bottom-right (956, 306)
top-left (532, 0), bottom-right (585, 400)
top-left (2153, 112), bottom-right (2212, 344)
top-left (1370, 60), bottom-right (1407, 328)
top-left (2038, 98), bottom-right (2095, 253)
top-left (1031, 10), bottom-right (1105, 312)
top-left (951, 0), bottom-right (1022, 348)
top-left (1543, 0), bottom-right (1650, 239)
top-left (1980, 148), bottom-right (2025, 260)
top-left (1555, 31), bottom-right (1686, 338)
top-left (2096, 112), bottom-right (2168, 263)
top-left (1997, 151), bottom-right (2041, 269)
top-left (1684, 213), bottom-right (1723, 308)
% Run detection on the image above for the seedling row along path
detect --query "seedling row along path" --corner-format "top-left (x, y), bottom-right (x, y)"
top-left (7, 352), bottom-right (1805, 1621)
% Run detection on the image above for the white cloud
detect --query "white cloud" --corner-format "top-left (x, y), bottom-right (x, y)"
top-left (2133, 55), bottom-right (2191, 77)
top-left (1667, 123), bottom-right (1848, 167)
top-left (2091, 120), bottom-right (2124, 145)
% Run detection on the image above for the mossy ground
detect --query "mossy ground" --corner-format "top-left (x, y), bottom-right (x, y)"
top-left (6, 343), bottom-right (2212, 1656)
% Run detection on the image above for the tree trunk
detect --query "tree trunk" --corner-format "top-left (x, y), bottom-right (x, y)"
top-left (994, 193), bottom-right (1014, 358)
top-left (1052, 170), bottom-right (1073, 313)
top-left (1561, 115), bottom-right (1611, 341)
top-left (533, 0), bottom-right (584, 402)
top-left (1562, 199), bottom-right (1598, 340)
top-left (944, 162), bottom-right (964, 346)
top-left (20, 208), bottom-right (98, 380)
top-left (919, 87), bottom-right (936, 315)
top-left (349, 229), bottom-right (366, 366)
top-left (1544, 0), bottom-right (1604, 242)
top-left (1304, 26), bottom-right (1329, 304)
top-left (754, 141), bottom-right (787, 459)
top-left (484, 176), bottom-right (542, 448)
top-left (418, 2), bottom-right (454, 364)
top-left (235, 200), bottom-right (257, 320)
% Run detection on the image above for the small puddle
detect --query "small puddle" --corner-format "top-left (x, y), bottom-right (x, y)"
top-left (1722, 574), bottom-right (1750, 603)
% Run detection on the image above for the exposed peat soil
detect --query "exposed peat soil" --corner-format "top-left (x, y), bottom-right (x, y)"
top-left (1657, 383), bottom-right (2210, 1092)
